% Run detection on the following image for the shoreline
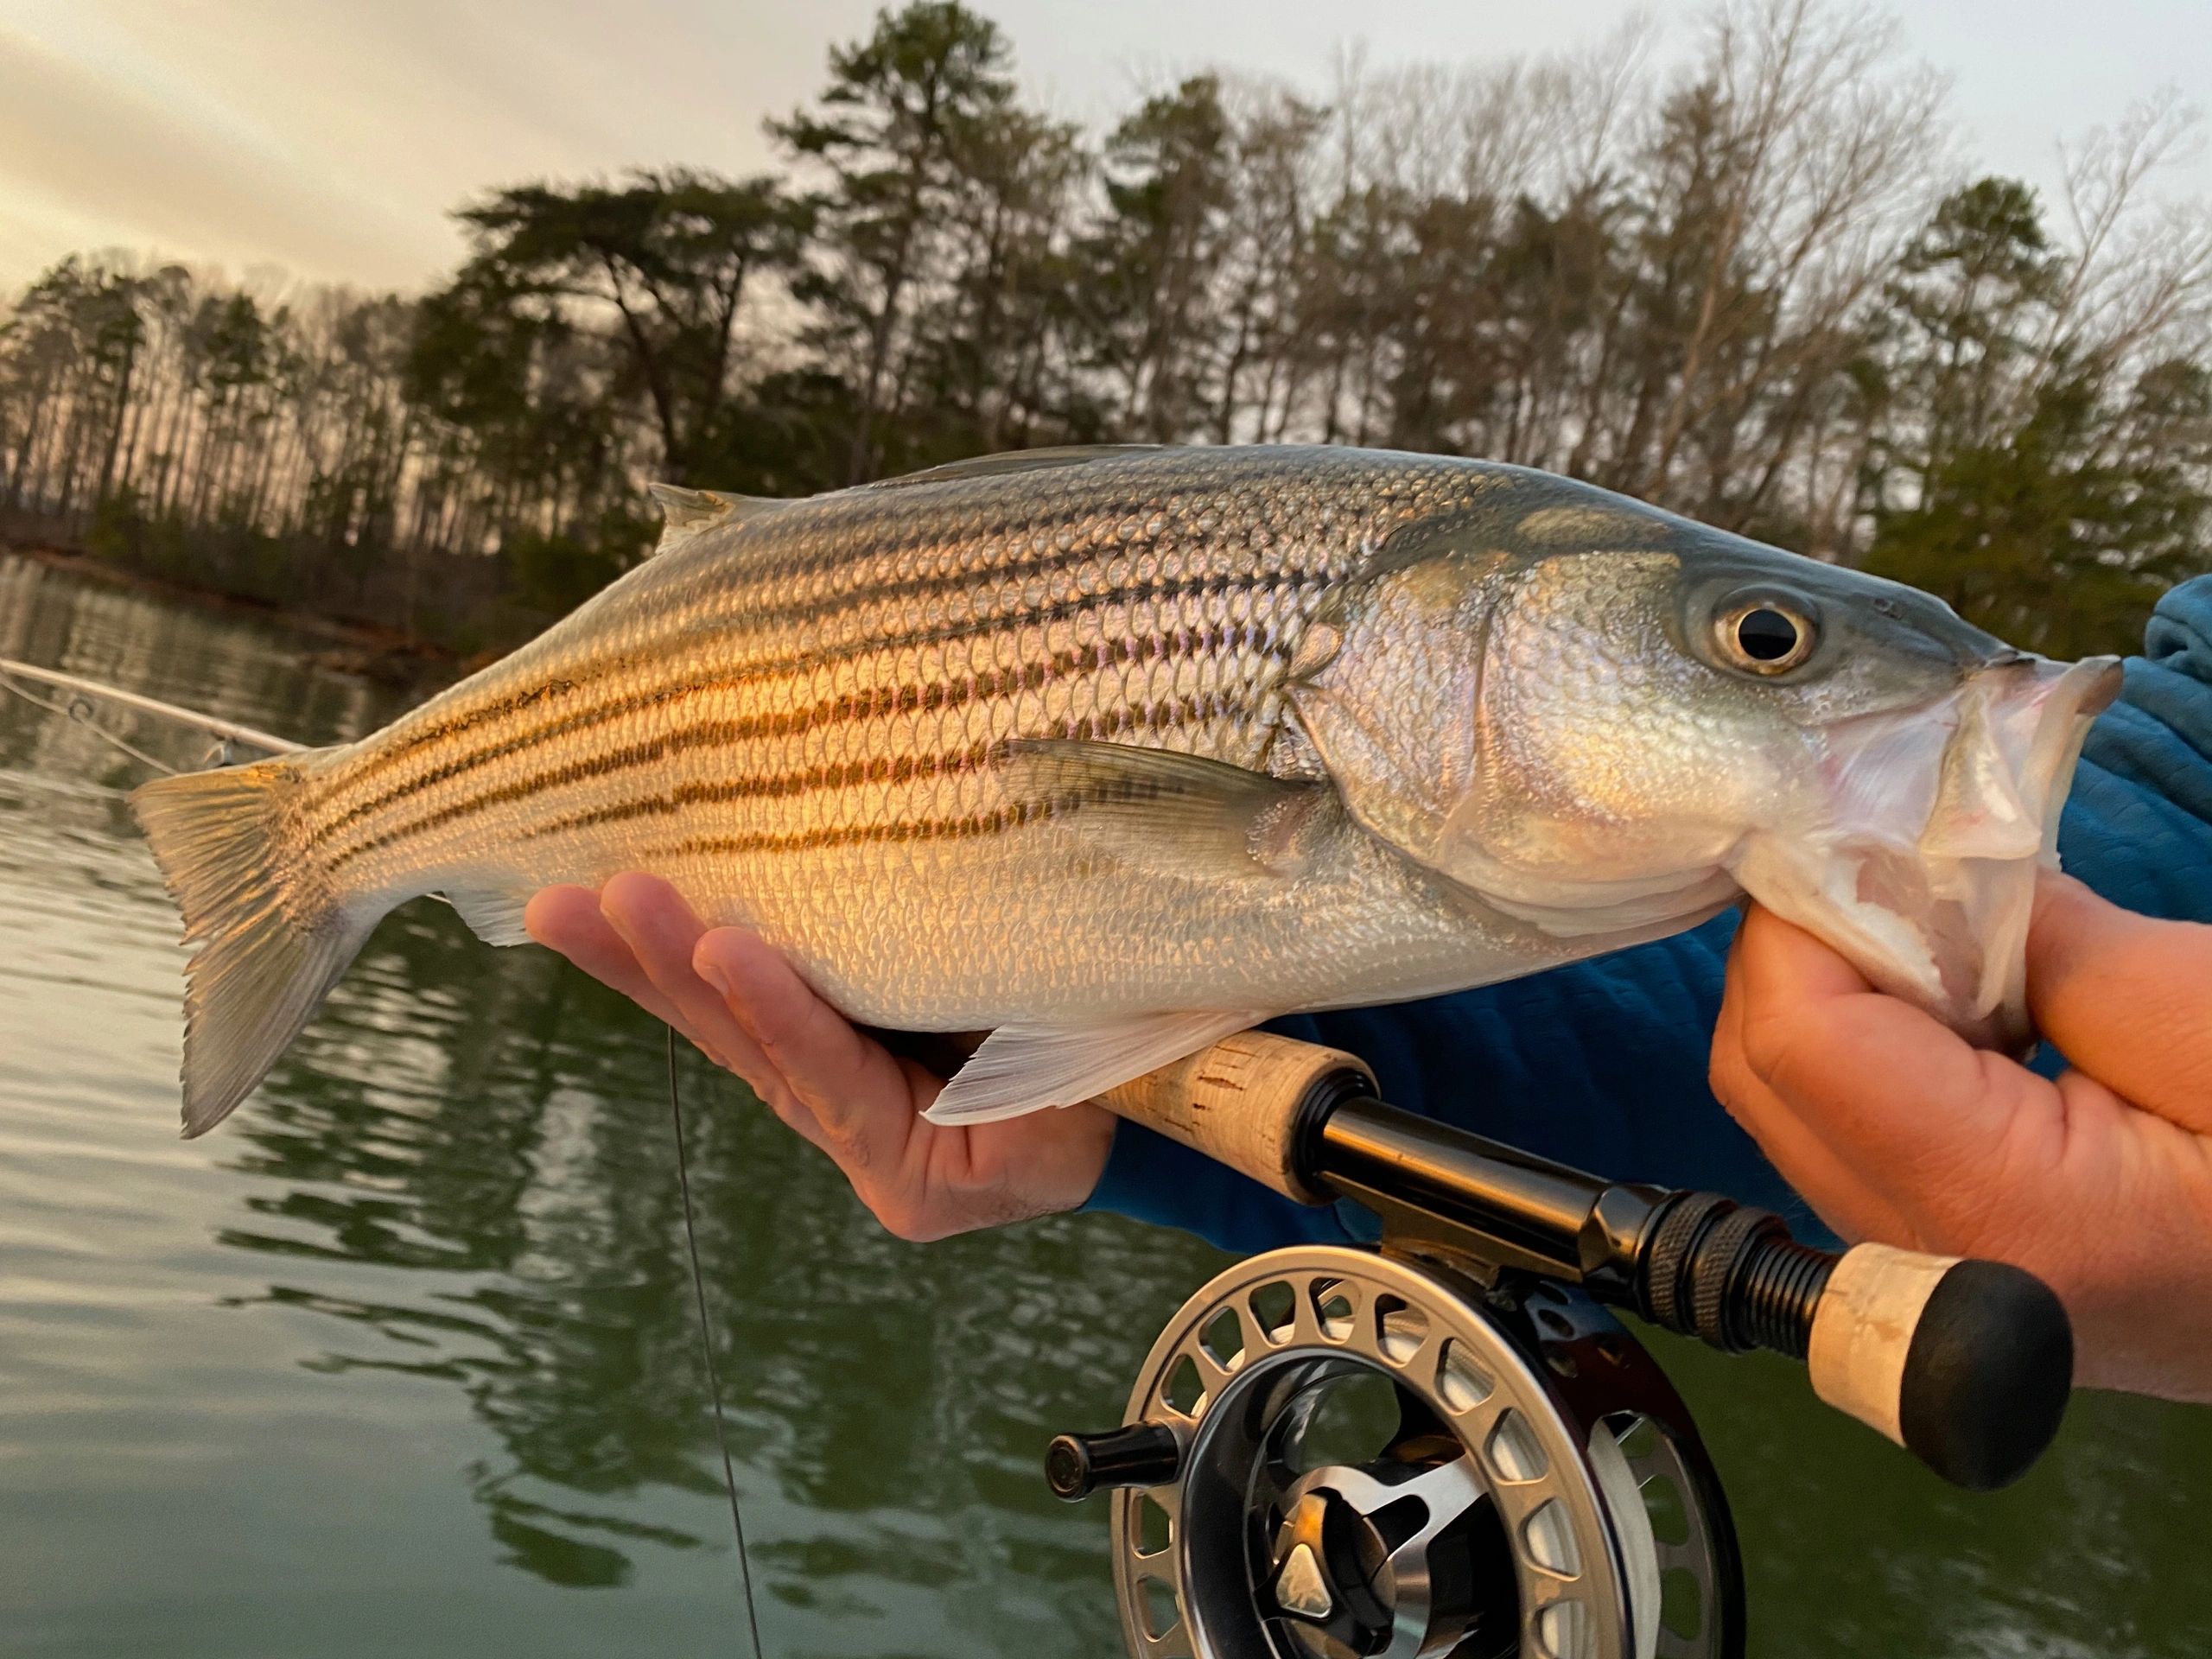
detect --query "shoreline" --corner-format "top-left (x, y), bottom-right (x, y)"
top-left (0, 543), bottom-right (462, 678)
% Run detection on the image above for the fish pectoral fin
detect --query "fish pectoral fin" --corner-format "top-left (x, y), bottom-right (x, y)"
top-left (440, 884), bottom-right (535, 946)
top-left (645, 482), bottom-right (791, 555)
top-left (923, 1009), bottom-right (1272, 1124)
top-left (999, 739), bottom-right (1337, 879)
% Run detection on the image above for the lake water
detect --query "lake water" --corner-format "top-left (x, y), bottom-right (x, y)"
top-left (0, 550), bottom-right (2204, 1658)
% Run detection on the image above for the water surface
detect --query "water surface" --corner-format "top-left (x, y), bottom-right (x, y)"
top-left (0, 552), bottom-right (2203, 1657)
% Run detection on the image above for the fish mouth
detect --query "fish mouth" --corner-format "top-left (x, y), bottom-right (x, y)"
top-left (1730, 652), bottom-right (2122, 1051)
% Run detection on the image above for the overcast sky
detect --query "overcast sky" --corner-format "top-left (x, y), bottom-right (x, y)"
top-left (1, 0), bottom-right (2207, 295)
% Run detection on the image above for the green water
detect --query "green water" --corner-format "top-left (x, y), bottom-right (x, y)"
top-left (0, 550), bottom-right (2203, 1658)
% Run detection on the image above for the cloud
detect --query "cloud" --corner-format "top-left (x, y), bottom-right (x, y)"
top-left (0, 27), bottom-right (453, 289)
top-left (0, 0), bottom-right (2202, 301)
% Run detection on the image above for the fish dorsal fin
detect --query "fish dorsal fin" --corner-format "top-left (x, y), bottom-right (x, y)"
top-left (865, 445), bottom-right (1165, 491)
top-left (645, 482), bottom-right (790, 555)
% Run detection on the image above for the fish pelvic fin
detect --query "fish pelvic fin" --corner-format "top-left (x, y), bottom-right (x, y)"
top-left (439, 882), bottom-right (536, 946)
top-left (130, 750), bottom-right (372, 1137)
top-left (923, 1008), bottom-right (1270, 1124)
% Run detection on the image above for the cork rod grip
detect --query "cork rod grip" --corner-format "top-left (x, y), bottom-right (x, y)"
top-left (1096, 1030), bottom-right (1372, 1206)
top-left (1808, 1243), bottom-right (2073, 1490)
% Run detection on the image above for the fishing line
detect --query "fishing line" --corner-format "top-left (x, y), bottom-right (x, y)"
top-left (666, 1026), bottom-right (767, 1657)
top-left (0, 665), bottom-right (182, 775)
top-left (0, 656), bottom-right (301, 759)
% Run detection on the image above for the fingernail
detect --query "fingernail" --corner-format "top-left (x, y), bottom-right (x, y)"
top-left (697, 959), bottom-right (734, 1001)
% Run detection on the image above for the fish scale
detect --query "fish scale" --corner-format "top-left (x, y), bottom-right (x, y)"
top-left (245, 453), bottom-right (1495, 1046)
top-left (308, 448), bottom-right (1474, 886)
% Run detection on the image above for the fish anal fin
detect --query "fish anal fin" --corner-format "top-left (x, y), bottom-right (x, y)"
top-left (922, 1008), bottom-right (1270, 1124)
top-left (1001, 739), bottom-right (1335, 880)
top-left (441, 884), bottom-right (535, 947)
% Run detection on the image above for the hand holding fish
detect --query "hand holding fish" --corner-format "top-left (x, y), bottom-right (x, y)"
top-left (1712, 870), bottom-right (2212, 1404)
top-left (525, 874), bottom-right (1114, 1240)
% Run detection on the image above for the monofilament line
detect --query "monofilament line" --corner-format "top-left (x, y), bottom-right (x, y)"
top-left (0, 667), bottom-right (179, 774)
top-left (0, 657), bottom-right (301, 758)
top-left (667, 1027), bottom-right (766, 1656)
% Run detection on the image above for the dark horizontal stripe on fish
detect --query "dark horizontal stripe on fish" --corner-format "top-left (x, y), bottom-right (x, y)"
top-left (303, 531), bottom-right (1135, 787)
top-left (634, 769), bottom-right (1236, 860)
top-left (657, 459), bottom-right (1388, 604)
top-left (646, 520), bottom-right (1252, 650)
top-left (310, 571), bottom-right (1315, 837)
top-left (316, 566), bottom-right (1322, 818)
top-left (309, 619), bottom-right (1272, 855)
top-left (508, 693), bottom-right (1220, 847)
top-left (309, 619), bottom-right (1280, 857)
top-left (322, 683), bottom-right (1224, 873)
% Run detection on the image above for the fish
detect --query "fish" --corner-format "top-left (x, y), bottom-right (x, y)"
top-left (129, 443), bottom-right (2121, 1136)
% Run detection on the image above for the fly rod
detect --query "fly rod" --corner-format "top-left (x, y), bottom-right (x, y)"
top-left (0, 656), bottom-right (302, 757)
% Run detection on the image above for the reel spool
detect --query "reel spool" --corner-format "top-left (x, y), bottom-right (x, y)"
top-left (1082, 1248), bottom-right (1735, 1659)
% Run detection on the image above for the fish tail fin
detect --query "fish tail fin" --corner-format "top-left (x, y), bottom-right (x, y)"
top-left (130, 748), bottom-right (372, 1137)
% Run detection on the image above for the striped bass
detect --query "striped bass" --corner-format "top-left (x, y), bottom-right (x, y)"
top-left (130, 444), bottom-right (2120, 1135)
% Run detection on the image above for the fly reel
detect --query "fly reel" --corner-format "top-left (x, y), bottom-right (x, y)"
top-left (1084, 1248), bottom-right (1734, 1659)
top-left (1057, 1033), bottom-right (2078, 1659)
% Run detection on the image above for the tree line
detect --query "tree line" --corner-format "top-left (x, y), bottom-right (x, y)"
top-left (3, 0), bottom-right (2207, 658)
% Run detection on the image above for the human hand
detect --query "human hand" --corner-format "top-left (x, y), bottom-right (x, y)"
top-left (1712, 869), bottom-right (2212, 1402)
top-left (524, 874), bottom-right (1115, 1241)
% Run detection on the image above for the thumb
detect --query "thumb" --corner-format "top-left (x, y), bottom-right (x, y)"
top-left (2027, 873), bottom-right (2212, 1132)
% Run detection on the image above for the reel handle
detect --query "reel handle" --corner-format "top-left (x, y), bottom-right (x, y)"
top-left (1098, 1030), bottom-right (2072, 1491)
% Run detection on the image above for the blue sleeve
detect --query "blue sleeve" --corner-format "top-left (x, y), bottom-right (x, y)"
top-left (1084, 576), bottom-right (2212, 1252)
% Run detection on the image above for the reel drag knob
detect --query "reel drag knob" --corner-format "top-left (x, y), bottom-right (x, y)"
top-left (1263, 1450), bottom-right (1507, 1659)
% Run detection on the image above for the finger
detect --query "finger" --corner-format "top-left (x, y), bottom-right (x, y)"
top-left (596, 874), bottom-right (776, 1081)
top-left (2028, 872), bottom-right (2212, 1131)
top-left (524, 885), bottom-right (691, 1037)
top-left (693, 925), bottom-right (928, 1178)
top-left (1726, 903), bottom-right (2063, 1236)
top-left (1711, 931), bottom-right (1916, 1243)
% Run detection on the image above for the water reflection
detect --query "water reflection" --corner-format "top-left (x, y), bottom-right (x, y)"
top-left (1, 550), bottom-right (2207, 1659)
top-left (202, 898), bottom-right (1199, 1637)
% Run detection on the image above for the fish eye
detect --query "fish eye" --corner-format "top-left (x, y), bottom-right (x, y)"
top-left (1714, 596), bottom-right (1818, 675)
